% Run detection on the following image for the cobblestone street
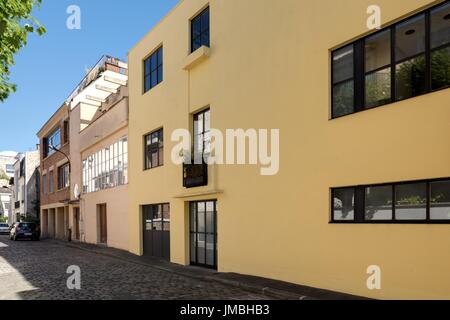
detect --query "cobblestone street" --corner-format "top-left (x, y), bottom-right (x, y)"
top-left (0, 236), bottom-right (269, 300)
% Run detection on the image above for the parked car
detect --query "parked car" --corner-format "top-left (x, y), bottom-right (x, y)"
top-left (10, 222), bottom-right (40, 241)
top-left (0, 223), bottom-right (9, 235)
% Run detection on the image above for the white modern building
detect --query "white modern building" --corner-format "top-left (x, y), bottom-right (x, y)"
top-left (9, 150), bottom-right (40, 223)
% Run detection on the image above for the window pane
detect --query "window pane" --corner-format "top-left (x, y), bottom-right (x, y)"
top-left (192, 19), bottom-right (201, 38)
top-left (396, 55), bottom-right (426, 100)
top-left (201, 8), bottom-right (209, 32)
top-left (395, 183), bottom-right (427, 220)
top-left (396, 14), bottom-right (426, 61)
top-left (190, 233), bottom-right (196, 263)
top-left (157, 47), bottom-right (163, 66)
top-left (333, 188), bottom-right (354, 221)
top-left (151, 71), bottom-right (158, 88)
top-left (157, 66), bottom-right (163, 83)
top-left (333, 80), bottom-right (354, 117)
top-left (206, 234), bottom-right (215, 266)
top-left (365, 30), bottom-right (391, 72)
top-left (431, 2), bottom-right (450, 49)
top-left (365, 185), bottom-right (393, 220)
top-left (150, 53), bottom-right (157, 71)
top-left (144, 58), bottom-right (150, 75)
top-left (365, 67), bottom-right (391, 108)
top-left (197, 211), bottom-right (205, 233)
top-left (333, 45), bottom-right (354, 83)
top-left (431, 46), bottom-right (450, 90)
top-left (430, 180), bottom-right (450, 220)
top-left (197, 234), bottom-right (206, 264)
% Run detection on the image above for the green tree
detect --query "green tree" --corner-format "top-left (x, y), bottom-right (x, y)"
top-left (0, 0), bottom-right (45, 102)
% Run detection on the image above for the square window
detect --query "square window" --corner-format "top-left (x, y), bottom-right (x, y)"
top-left (395, 183), bottom-right (427, 220)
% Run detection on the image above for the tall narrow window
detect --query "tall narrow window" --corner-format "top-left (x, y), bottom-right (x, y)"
top-left (49, 171), bottom-right (54, 193)
top-left (332, 45), bottom-right (355, 117)
top-left (144, 46), bottom-right (163, 93)
top-left (63, 121), bottom-right (69, 144)
top-left (395, 14), bottom-right (427, 101)
top-left (144, 129), bottom-right (164, 170)
top-left (193, 109), bottom-right (211, 163)
top-left (430, 2), bottom-right (450, 90)
top-left (365, 30), bottom-right (392, 108)
top-left (42, 174), bottom-right (47, 195)
top-left (191, 7), bottom-right (210, 53)
top-left (58, 164), bottom-right (70, 190)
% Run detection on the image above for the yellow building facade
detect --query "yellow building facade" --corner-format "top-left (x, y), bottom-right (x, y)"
top-left (128, 0), bottom-right (450, 299)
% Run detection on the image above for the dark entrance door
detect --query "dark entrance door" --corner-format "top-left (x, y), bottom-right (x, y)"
top-left (143, 204), bottom-right (170, 260)
top-left (190, 200), bottom-right (217, 269)
top-left (98, 204), bottom-right (107, 244)
top-left (73, 207), bottom-right (80, 240)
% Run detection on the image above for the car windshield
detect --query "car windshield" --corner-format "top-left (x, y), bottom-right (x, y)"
top-left (0, 223), bottom-right (8, 227)
top-left (19, 223), bottom-right (36, 231)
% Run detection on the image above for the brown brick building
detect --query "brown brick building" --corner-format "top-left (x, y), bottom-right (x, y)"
top-left (37, 103), bottom-right (71, 239)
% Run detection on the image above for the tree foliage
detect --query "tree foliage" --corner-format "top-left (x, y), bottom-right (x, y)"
top-left (0, 0), bottom-right (45, 102)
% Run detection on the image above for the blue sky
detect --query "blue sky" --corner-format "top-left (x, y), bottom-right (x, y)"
top-left (0, 0), bottom-right (179, 152)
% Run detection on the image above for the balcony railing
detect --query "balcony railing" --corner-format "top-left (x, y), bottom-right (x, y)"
top-left (183, 162), bottom-right (208, 188)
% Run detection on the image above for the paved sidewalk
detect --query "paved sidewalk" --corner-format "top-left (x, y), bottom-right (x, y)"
top-left (63, 240), bottom-right (368, 300)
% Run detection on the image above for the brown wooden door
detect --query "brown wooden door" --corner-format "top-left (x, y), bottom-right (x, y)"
top-left (73, 208), bottom-right (80, 240)
top-left (98, 204), bottom-right (107, 244)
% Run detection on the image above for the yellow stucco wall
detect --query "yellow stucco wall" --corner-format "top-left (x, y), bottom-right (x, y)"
top-left (128, 0), bottom-right (450, 299)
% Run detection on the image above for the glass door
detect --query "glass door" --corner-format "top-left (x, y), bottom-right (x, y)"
top-left (190, 200), bottom-right (217, 269)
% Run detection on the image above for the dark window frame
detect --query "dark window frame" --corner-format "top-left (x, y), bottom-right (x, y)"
top-left (331, 1), bottom-right (450, 119)
top-left (331, 177), bottom-right (450, 224)
top-left (191, 7), bottom-right (210, 53)
top-left (58, 163), bottom-right (70, 190)
top-left (144, 128), bottom-right (164, 170)
top-left (143, 46), bottom-right (163, 93)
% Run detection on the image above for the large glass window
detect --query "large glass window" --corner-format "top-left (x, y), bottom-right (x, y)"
top-left (332, 178), bottom-right (450, 223)
top-left (82, 137), bottom-right (128, 194)
top-left (58, 164), bottom-right (70, 190)
top-left (144, 129), bottom-right (163, 170)
top-left (332, 45), bottom-right (354, 117)
top-left (365, 30), bottom-right (392, 108)
top-left (332, 3), bottom-right (450, 118)
top-left (332, 188), bottom-right (355, 221)
top-left (144, 46), bottom-right (163, 93)
top-left (191, 7), bottom-right (210, 53)
top-left (431, 2), bottom-right (450, 90)
top-left (46, 128), bottom-right (61, 157)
